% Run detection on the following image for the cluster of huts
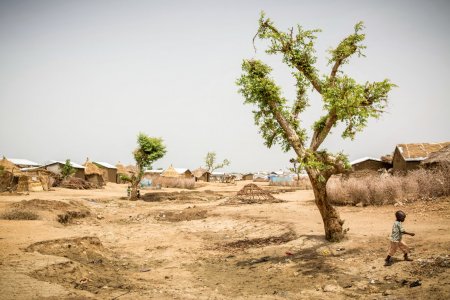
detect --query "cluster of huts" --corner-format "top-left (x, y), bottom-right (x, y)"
top-left (350, 142), bottom-right (450, 175)
top-left (0, 157), bottom-right (138, 192)
top-left (2, 142), bottom-right (447, 192)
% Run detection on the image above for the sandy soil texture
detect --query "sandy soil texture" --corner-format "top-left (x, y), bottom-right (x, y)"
top-left (0, 181), bottom-right (449, 299)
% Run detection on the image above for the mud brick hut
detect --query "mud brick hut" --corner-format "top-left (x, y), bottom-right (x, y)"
top-left (351, 157), bottom-right (392, 172)
top-left (393, 142), bottom-right (450, 173)
top-left (93, 161), bottom-right (117, 183)
top-left (421, 144), bottom-right (450, 169)
top-left (83, 159), bottom-right (105, 187)
top-left (161, 165), bottom-right (194, 179)
top-left (242, 173), bottom-right (254, 181)
top-left (43, 160), bottom-right (86, 180)
top-left (192, 168), bottom-right (210, 182)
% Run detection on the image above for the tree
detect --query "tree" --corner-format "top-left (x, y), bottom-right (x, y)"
top-left (289, 158), bottom-right (303, 183)
top-left (130, 133), bottom-right (167, 200)
top-left (236, 13), bottom-right (395, 241)
top-left (204, 152), bottom-right (230, 173)
top-left (61, 159), bottom-right (76, 178)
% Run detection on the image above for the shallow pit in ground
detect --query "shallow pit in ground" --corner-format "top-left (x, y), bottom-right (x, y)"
top-left (155, 206), bottom-right (208, 222)
top-left (222, 230), bottom-right (297, 249)
top-left (25, 237), bottom-right (135, 294)
top-left (141, 191), bottom-right (223, 202)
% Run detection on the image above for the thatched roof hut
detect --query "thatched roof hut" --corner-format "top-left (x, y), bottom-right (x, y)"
top-left (161, 165), bottom-right (193, 178)
top-left (84, 159), bottom-right (103, 176)
top-left (84, 159), bottom-right (105, 186)
top-left (0, 157), bottom-right (21, 175)
top-left (421, 144), bottom-right (450, 168)
top-left (192, 168), bottom-right (210, 182)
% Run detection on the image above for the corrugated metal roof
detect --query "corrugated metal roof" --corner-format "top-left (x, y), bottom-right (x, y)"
top-left (44, 160), bottom-right (85, 169)
top-left (396, 142), bottom-right (450, 161)
top-left (7, 158), bottom-right (41, 167)
top-left (174, 168), bottom-right (189, 174)
top-left (350, 157), bottom-right (382, 165)
top-left (94, 161), bottom-right (117, 169)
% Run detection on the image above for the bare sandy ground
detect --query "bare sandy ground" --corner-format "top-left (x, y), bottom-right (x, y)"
top-left (0, 181), bottom-right (448, 299)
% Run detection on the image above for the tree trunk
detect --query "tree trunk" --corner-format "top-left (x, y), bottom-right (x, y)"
top-left (307, 170), bottom-right (345, 242)
top-left (129, 175), bottom-right (140, 201)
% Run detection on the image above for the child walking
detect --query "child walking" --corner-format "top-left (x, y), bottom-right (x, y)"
top-left (384, 210), bottom-right (415, 266)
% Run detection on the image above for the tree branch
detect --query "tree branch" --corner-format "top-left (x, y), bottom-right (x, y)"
top-left (259, 21), bottom-right (322, 94)
top-left (266, 99), bottom-right (306, 158)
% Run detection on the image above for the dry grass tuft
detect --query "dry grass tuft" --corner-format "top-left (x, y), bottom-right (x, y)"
top-left (1, 210), bottom-right (40, 220)
top-left (328, 166), bottom-right (450, 206)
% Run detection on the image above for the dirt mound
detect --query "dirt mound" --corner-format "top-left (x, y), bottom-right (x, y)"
top-left (26, 237), bottom-right (133, 294)
top-left (142, 191), bottom-right (223, 202)
top-left (223, 183), bottom-right (284, 205)
top-left (155, 206), bottom-right (207, 222)
top-left (10, 199), bottom-right (72, 211)
top-left (222, 230), bottom-right (297, 249)
top-left (60, 177), bottom-right (99, 190)
top-left (9, 199), bottom-right (91, 224)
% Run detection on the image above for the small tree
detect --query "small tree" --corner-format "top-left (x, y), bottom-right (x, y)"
top-left (130, 133), bottom-right (166, 200)
top-left (237, 13), bottom-right (395, 241)
top-left (204, 152), bottom-right (230, 173)
top-left (61, 159), bottom-right (76, 178)
top-left (289, 158), bottom-right (303, 183)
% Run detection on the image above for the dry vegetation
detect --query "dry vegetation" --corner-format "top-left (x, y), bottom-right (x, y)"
top-left (0, 209), bottom-right (40, 220)
top-left (151, 177), bottom-right (195, 189)
top-left (328, 166), bottom-right (450, 206)
top-left (269, 177), bottom-right (312, 190)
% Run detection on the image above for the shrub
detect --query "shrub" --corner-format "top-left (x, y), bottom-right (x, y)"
top-left (57, 210), bottom-right (90, 224)
top-left (1, 210), bottom-right (40, 220)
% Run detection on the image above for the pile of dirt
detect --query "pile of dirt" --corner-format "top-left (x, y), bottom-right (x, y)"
top-left (10, 199), bottom-right (72, 211)
top-left (60, 177), bottom-right (99, 190)
top-left (9, 199), bottom-right (91, 224)
top-left (155, 206), bottom-right (208, 222)
top-left (25, 237), bottom-right (133, 294)
top-left (223, 183), bottom-right (284, 205)
top-left (142, 191), bottom-right (223, 203)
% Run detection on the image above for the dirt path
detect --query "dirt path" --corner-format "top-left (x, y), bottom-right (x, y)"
top-left (0, 182), bottom-right (448, 299)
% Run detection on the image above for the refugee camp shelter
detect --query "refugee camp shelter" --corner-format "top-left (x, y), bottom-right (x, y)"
top-left (93, 161), bottom-right (117, 183)
top-left (192, 168), bottom-right (210, 182)
top-left (421, 144), bottom-right (450, 169)
top-left (161, 165), bottom-right (193, 178)
top-left (44, 160), bottom-right (85, 179)
top-left (242, 173), bottom-right (254, 181)
top-left (393, 142), bottom-right (450, 172)
top-left (84, 159), bottom-right (105, 186)
top-left (0, 158), bottom-right (49, 192)
top-left (351, 157), bottom-right (392, 172)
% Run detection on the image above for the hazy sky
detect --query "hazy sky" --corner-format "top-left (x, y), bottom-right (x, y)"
top-left (1, 0), bottom-right (449, 172)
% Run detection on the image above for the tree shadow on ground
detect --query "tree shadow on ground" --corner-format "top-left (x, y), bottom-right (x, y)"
top-left (236, 234), bottom-right (363, 276)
